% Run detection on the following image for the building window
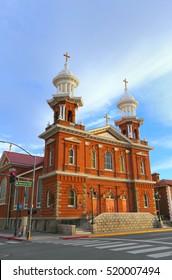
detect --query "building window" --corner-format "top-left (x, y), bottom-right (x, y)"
top-left (24, 187), bottom-right (29, 209)
top-left (0, 177), bottom-right (7, 205)
top-left (104, 152), bottom-right (113, 170)
top-left (69, 149), bottom-right (75, 165)
top-left (68, 189), bottom-right (76, 207)
top-left (144, 194), bottom-right (149, 208)
top-left (91, 150), bottom-right (96, 168)
top-left (36, 179), bottom-right (42, 208)
top-left (49, 149), bottom-right (54, 166)
top-left (46, 190), bottom-right (51, 208)
top-left (120, 155), bottom-right (125, 172)
top-left (140, 160), bottom-right (145, 174)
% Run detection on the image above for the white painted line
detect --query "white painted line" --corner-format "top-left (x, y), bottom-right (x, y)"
top-left (147, 251), bottom-right (172, 258)
top-left (84, 242), bottom-right (124, 247)
top-left (110, 244), bottom-right (152, 251)
top-left (128, 246), bottom-right (170, 254)
top-left (96, 242), bottom-right (133, 249)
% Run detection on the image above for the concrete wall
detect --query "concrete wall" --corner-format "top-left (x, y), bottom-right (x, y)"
top-left (93, 212), bottom-right (159, 233)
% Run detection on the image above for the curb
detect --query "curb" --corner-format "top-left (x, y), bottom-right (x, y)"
top-left (0, 235), bottom-right (24, 241)
top-left (60, 235), bottom-right (89, 240)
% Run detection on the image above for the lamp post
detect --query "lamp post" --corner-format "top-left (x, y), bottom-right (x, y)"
top-left (0, 140), bottom-right (36, 240)
top-left (155, 191), bottom-right (161, 222)
top-left (87, 187), bottom-right (96, 224)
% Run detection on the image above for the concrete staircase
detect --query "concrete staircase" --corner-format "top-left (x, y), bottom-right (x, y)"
top-left (162, 220), bottom-right (172, 228)
top-left (75, 226), bottom-right (92, 235)
top-left (75, 220), bottom-right (93, 235)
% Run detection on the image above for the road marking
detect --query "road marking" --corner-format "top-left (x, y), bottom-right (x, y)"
top-left (84, 242), bottom-right (124, 247)
top-left (0, 243), bottom-right (6, 246)
top-left (96, 242), bottom-right (134, 249)
top-left (147, 251), bottom-right (172, 258)
top-left (128, 246), bottom-right (170, 254)
top-left (110, 244), bottom-right (152, 251)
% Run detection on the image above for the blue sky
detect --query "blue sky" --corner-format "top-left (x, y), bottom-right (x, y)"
top-left (0, 0), bottom-right (172, 179)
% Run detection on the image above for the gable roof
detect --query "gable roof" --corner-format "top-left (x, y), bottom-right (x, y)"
top-left (156, 179), bottom-right (172, 187)
top-left (0, 151), bottom-right (44, 168)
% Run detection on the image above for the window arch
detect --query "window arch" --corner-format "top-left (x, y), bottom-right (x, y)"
top-left (120, 155), bottom-right (125, 172)
top-left (104, 151), bottom-right (113, 170)
top-left (68, 189), bottom-right (76, 207)
top-left (69, 149), bottom-right (75, 165)
top-left (144, 193), bottom-right (149, 208)
top-left (91, 150), bottom-right (96, 168)
top-left (0, 177), bottom-right (7, 205)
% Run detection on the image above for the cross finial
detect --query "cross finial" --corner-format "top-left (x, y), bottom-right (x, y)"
top-left (9, 143), bottom-right (12, 152)
top-left (63, 52), bottom-right (70, 63)
top-left (104, 114), bottom-right (110, 125)
top-left (123, 78), bottom-right (128, 92)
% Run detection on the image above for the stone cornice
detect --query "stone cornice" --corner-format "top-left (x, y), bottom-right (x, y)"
top-left (39, 169), bottom-right (155, 185)
top-left (39, 123), bottom-right (153, 151)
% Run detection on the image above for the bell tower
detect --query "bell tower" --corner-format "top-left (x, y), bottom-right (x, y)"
top-left (47, 53), bottom-right (83, 126)
top-left (115, 79), bottom-right (143, 141)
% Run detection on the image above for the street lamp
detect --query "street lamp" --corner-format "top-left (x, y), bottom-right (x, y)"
top-left (0, 140), bottom-right (36, 240)
top-left (87, 187), bottom-right (96, 224)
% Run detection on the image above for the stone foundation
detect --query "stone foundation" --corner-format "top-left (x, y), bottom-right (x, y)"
top-left (92, 212), bottom-right (159, 233)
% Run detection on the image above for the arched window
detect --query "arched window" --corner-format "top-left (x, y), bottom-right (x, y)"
top-left (36, 179), bottom-right (42, 208)
top-left (144, 194), bottom-right (149, 208)
top-left (91, 150), bottom-right (96, 168)
top-left (120, 155), bottom-right (125, 172)
top-left (69, 149), bottom-right (75, 165)
top-left (0, 177), bottom-right (7, 205)
top-left (68, 189), bottom-right (76, 207)
top-left (104, 152), bottom-right (113, 170)
top-left (140, 160), bottom-right (145, 174)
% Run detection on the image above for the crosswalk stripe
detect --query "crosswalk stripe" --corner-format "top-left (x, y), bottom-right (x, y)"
top-left (0, 243), bottom-right (5, 245)
top-left (84, 242), bottom-right (124, 247)
top-left (110, 244), bottom-right (152, 251)
top-left (95, 242), bottom-right (133, 249)
top-left (63, 240), bottom-right (102, 246)
top-left (128, 246), bottom-right (170, 254)
top-left (147, 251), bottom-right (172, 258)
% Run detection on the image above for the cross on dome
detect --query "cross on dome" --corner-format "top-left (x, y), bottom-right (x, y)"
top-left (63, 52), bottom-right (70, 63)
top-left (123, 78), bottom-right (128, 93)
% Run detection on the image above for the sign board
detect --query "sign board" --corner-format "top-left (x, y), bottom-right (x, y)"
top-left (15, 181), bottom-right (32, 187)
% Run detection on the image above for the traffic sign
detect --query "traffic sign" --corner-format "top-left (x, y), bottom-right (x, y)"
top-left (15, 181), bottom-right (32, 187)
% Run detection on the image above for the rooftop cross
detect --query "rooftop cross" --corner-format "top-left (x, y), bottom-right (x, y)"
top-left (104, 114), bottom-right (110, 125)
top-left (63, 52), bottom-right (70, 63)
top-left (123, 78), bottom-right (128, 93)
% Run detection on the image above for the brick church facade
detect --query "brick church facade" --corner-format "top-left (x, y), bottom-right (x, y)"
top-left (0, 54), bottom-right (156, 230)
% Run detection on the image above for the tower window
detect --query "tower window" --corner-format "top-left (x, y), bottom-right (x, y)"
top-left (120, 155), bottom-right (125, 172)
top-left (0, 177), bottom-right (7, 205)
top-left (140, 160), bottom-right (145, 174)
top-left (69, 149), bottom-right (75, 165)
top-left (68, 110), bottom-right (73, 122)
top-left (104, 152), bottom-right (113, 170)
top-left (91, 150), bottom-right (96, 168)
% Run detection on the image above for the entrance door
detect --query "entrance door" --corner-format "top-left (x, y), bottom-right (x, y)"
top-left (106, 199), bottom-right (115, 212)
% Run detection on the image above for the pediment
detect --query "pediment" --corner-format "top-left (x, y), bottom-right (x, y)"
top-left (87, 125), bottom-right (132, 144)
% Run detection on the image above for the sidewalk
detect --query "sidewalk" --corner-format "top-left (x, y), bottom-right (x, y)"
top-left (1, 227), bottom-right (172, 242)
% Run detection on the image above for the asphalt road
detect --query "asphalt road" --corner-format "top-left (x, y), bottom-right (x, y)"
top-left (1, 231), bottom-right (172, 260)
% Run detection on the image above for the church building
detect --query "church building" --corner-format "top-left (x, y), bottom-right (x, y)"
top-left (0, 54), bottom-right (156, 231)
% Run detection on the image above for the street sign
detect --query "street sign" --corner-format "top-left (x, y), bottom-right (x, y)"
top-left (15, 181), bottom-right (32, 187)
